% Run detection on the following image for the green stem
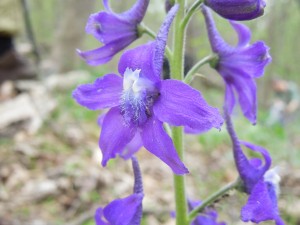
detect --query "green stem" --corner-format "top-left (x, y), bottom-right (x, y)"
top-left (171, 1), bottom-right (188, 225)
top-left (181, 0), bottom-right (203, 29)
top-left (184, 54), bottom-right (217, 84)
top-left (188, 178), bottom-right (241, 223)
top-left (139, 24), bottom-right (172, 61)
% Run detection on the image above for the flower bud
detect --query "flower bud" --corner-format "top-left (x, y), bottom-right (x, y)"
top-left (204, 0), bottom-right (266, 21)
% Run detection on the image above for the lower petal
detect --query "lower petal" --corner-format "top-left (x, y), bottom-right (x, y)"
top-left (100, 107), bottom-right (136, 166)
top-left (153, 79), bottom-right (223, 133)
top-left (241, 180), bottom-right (278, 223)
top-left (140, 117), bottom-right (189, 175)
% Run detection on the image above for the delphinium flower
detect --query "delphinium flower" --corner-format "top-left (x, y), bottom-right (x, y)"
top-left (204, 0), bottom-right (266, 21)
top-left (201, 5), bottom-right (271, 124)
top-left (73, 5), bottom-right (223, 175)
top-left (188, 200), bottom-right (226, 225)
top-left (95, 157), bottom-right (143, 225)
top-left (224, 108), bottom-right (285, 225)
top-left (77, 0), bottom-right (149, 66)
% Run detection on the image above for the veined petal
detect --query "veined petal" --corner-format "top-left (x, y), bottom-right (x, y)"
top-left (103, 193), bottom-right (144, 225)
top-left (224, 84), bottom-right (235, 116)
top-left (100, 107), bottom-right (137, 166)
top-left (154, 79), bottom-right (223, 133)
top-left (77, 35), bottom-right (136, 66)
top-left (72, 74), bottom-right (122, 110)
top-left (140, 117), bottom-right (188, 175)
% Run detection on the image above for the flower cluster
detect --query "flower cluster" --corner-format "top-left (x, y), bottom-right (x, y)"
top-left (73, 0), bottom-right (285, 224)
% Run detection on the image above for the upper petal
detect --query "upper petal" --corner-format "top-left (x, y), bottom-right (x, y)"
top-left (99, 107), bottom-right (137, 166)
top-left (153, 79), bottom-right (223, 133)
top-left (72, 74), bottom-right (123, 110)
top-left (140, 117), bottom-right (189, 175)
top-left (229, 21), bottom-right (251, 48)
top-left (118, 5), bottom-right (179, 82)
top-left (85, 11), bottom-right (135, 44)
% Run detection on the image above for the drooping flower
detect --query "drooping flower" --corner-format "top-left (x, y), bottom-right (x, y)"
top-left (77, 0), bottom-right (149, 66)
top-left (202, 5), bottom-right (271, 124)
top-left (73, 5), bottom-right (223, 175)
top-left (95, 157), bottom-right (144, 225)
top-left (224, 108), bottom-right (285, 225)
top-left (188, 200), bottom-right (226, 225)
top-left (204, 0), bottom-right (266, 21)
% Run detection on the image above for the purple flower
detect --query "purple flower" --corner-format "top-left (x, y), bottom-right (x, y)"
top-left (202, 5), bottom-right (271, 124)
top-left (204, 0), bottom-right (266, 21)
top-left (73, 5), bottom-right (223, 175)
top-left (77, 0), bottom-right (149, 66)
top-left (188, 200), bottom-right (226, 225)
top-left (224, 108), bottom-right (285, 225)
top-left (95, 157), bottom-right (144, 225)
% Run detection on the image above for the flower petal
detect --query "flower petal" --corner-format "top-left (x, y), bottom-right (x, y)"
top-left (118, 5), bottom-right (179, 82)
top-left (95, 208), bottom-right (110, 225)
top-left (99, 107), bottom-right (137, 166)
top-left (241, 180), bottom-right (284, 225)
top-left (154, 79), bottom-right (223, 133)
top-left (120, 133), bottom-right (143, 160)
top-left (103, 193), bottom-right (144, 225)
top-left (141, 117), bottom-right (188, 175)
top-left (72, 74), bottom-right (123, 110)
top-left (229, 21), bottom-right (251, 48)
top-left (85, 12), bottom-right (135, 43)
top-left (224, 84), bottom-right (235, 116)
top-left (77, 36), bottom-right (136, 66)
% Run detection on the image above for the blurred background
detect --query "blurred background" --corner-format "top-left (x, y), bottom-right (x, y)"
top-left (0, 0), bottom-right (299, 224)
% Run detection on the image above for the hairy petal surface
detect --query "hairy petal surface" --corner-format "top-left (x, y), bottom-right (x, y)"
top-left (154, 79), bottom-right (223, 133)
top-left (100, 107), bottom-right (136, 166)
top-left (72, 74), bottom-right (123, 110)
top-left (141, 117), bottom-right (188, 175)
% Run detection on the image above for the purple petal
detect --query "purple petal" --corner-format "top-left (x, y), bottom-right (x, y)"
top-left (118, 5), bottom-right (178, 82)
top-left (240, 141), bottom-right (272, 174)
top-left (119, 0), bottom-right (150, 23)
top-left (99, 107), bottom-right (137, 166)
top-left (241, 180), bottom-right (284, 224)
top-left (153, 79), bottom-right (223, 133)
top-left (224, 84), bottom-right (235, 116)
top-left (205, 0), bottom-right (266, 21)
top-left (140, 116), bottom-right (189, 175)
top-left (72, 74), bottom-right (122, 110)
top-left (120, 133), bottom-right (143, 160)
top-left (229, 21), bottom-right (251, 48)
top-left (95, 208), bottom-right (110, 225)
top-left (118, 42), bottom-right (160, 83)
top-left (103, 193), bottom-right (144, 225)
top-left (77, 36), bottom-right (136, 66)
top-left (85, 12), bottom-right (136, 44)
